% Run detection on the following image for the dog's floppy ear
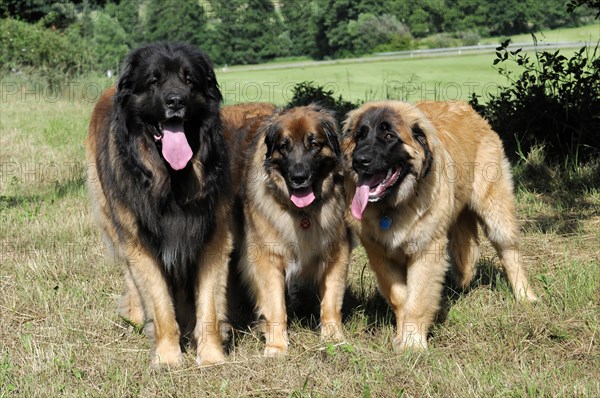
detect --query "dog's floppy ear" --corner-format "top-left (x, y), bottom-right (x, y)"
top-left (114, 47), bottom-right (140, 129)
top-left (412, 123), bottom-right (433, 178)
top-left (341, 108), bottom-right (359, 138)
top-left (115, 49), bottom-right (138, 107)
top-left (185, 45), bottom-right (222, 103)
top-left (199, 53), bottom-right (222, 103)
top-left (317, 108), bottom-right (341, 158)
top-left (112, 47), bottom-right (152, 186)
top-left (263, 121), bottom-right (281, 159)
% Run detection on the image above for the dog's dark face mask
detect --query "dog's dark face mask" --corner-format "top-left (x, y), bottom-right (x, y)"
top-left (116, 42), bottom-right (222, 171)
top-left (347, 106), bottom-right (432, 219)
top-left (264, 106), bottom-right (341, 209)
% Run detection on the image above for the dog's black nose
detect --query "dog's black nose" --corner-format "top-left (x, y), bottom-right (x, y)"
top-left (289, 164), bottom-right (311, 186)
top-left (353, 152), bottom-right (372, 170)
top-left (165, 93), bottom-right (187, 111)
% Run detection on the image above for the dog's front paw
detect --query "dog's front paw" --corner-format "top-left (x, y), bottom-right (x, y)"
top-left (196, 348), bottom-right (226, 367)
top-left (151, 343), bottom-right (183, 369)
top-left (118, 291), bottom-right (144, 326)
top-left (392, 333), bottom-right (428, 352)
top-left (320, 321), bottom-right (345, 342)
top-left (263, 343), bottom-right (288, 357)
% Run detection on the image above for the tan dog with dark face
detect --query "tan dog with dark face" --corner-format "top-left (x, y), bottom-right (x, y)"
top-left (223, 104), bottom-right (351, 356)
top-left (343, 101), bottom-right (537, 351)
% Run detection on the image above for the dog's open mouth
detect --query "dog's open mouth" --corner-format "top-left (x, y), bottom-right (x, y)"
top-left (290, 186), bottom-right (316, 208)
top-left (351, 167), bottom-right (402, 220)
top-left (154, 119), bottom-right (192, 171)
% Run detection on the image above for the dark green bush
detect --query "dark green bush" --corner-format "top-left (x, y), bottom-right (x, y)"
top-left (373, 33), bottom-right (414, 53)
top-left (470, 40), bottom-right (600, 162)
top-left (0, 18), bottom-right (90, 75)
top-left (348, 13), bottom-right (413, 55)
top-left (286, 81), bottom-right (360, 124)
top-left (1, 12), bottom-right (133, 78)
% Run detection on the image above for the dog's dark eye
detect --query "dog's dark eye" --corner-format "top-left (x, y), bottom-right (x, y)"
top-left (356, 125), bottom-right (368, 140)
top-left (279, 142), bottom-right (290, 152)
top-left (384, 133), bottom-right (394, 141)
top-left (148, 76), bottom-right (159, 86)
top-left (185, 75), bottom-right (193, 85)
top-left (309, 139), bottom-right (321, 150)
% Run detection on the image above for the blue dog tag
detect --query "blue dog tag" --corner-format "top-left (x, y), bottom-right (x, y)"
top-left (380, 216), bottom-right (392, 230)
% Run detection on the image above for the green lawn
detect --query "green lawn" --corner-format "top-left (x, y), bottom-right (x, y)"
top-left (217, 24), bottom-right (599, 106)
top-left (217, 53), bottom-right (511, 105)
top-left (480, 23), bottom-right (600, 45)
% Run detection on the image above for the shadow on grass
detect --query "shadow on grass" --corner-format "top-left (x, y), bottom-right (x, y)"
top-left (224, 255), bottom-right (514, 351)
top-left (224, 263), bottom-right (395, 350)
top-left (521, 194), bottom-right (600, 235)
top-left (204, 157), bottom-right (600, 350)
top-left (0, 194), bottom-right (43, 211)
top-left (0, 175), bottom-right (86, 213)
top-left (436, 257), bottom-right (510, 324)
top-left (54, 175), bottom-right (87, 198)
top-left (516, 156), bottom-right (600, 235)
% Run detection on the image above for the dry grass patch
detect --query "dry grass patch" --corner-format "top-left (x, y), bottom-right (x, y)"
top-left (1, 87), bottom-right (598, 397)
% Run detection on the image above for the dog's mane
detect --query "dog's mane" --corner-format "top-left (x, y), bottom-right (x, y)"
top-left (96, 43), bottom-right (230, 283)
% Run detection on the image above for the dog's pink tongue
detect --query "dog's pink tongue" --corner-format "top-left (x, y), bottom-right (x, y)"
top-left (161, 121), bottom-right (192, 170)
top-left (351, 184), bottom-right (370, 220)
top-left (291, 187), bottom-right (316, 208)
top-left (351, 174), bottom-right (382, 220)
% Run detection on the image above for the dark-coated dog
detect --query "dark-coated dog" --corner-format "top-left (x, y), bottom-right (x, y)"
top-left (86, 42), bottom-right (232, 367)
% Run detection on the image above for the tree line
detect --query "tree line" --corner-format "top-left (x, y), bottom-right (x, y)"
top-left (0, 0), bottom-right (594, 74)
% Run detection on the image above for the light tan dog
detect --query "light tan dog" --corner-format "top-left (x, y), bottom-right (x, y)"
top-left (342, 101), bottom-right (537, 351)
top-left (222, 103), bottom-right (351, 356)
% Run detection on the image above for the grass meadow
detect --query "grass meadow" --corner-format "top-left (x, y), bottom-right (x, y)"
top-left (217, 53), bottom-right (509, 105)
top-left (1, 45), bottom-right (599, 397)
top-left (479, 23), bottom-right (600, 45)
top-left (217, 24), bottom-right (599, 106)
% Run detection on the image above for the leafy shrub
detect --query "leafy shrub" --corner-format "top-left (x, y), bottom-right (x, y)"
top-left (373, 34), bottom-right (414, 53)
top-left (0, 18), bottom-right (94, 89)
top-left (470, 40), bottom-right (600, 162)
top-left (0, 18), bottom-right (90, 75)
top-left (417, 31), bottom-right (481, 49)
top-left (348, 13), bottom-right (413, 55)
top-left (286, 81), bottom-right (360, 124)
top-left (1, 11), bottom-right (133, 78)
top-left (458, 31), bottom-right (481, 46)
top-left (419, 34), bottom-right (462, 49)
